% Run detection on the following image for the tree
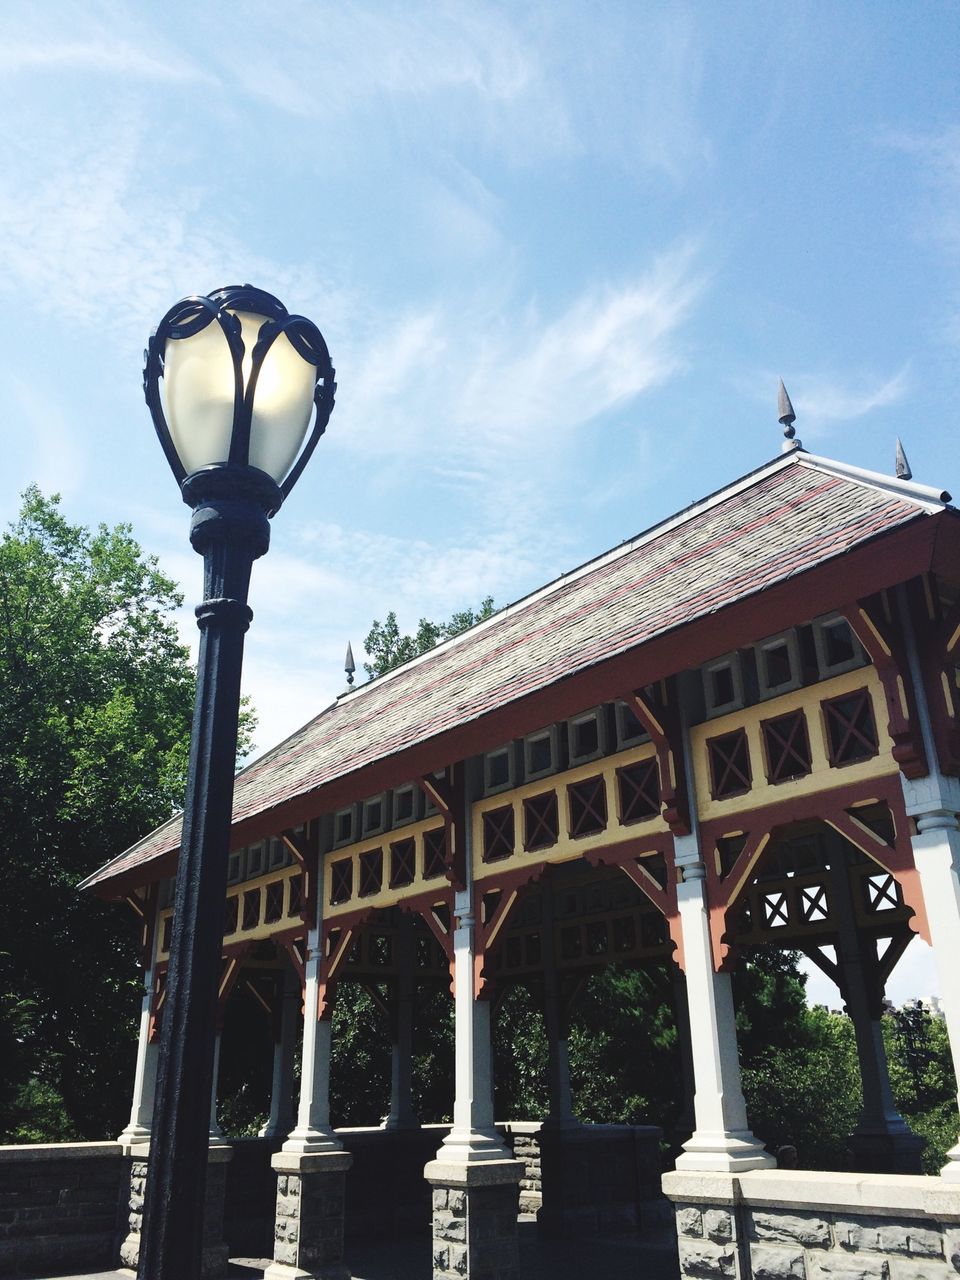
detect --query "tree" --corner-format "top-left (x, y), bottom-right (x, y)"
top-left (0, 488), bottom-right (198, 1140)
top-left (363, 597), bottom-right (496, 678)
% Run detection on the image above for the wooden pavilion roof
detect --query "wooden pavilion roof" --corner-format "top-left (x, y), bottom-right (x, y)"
top-left (81, 449), bottom-right (956, 897)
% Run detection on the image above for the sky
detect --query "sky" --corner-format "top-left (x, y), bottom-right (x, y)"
top-left (1, 1), bottom-right (957, 1006)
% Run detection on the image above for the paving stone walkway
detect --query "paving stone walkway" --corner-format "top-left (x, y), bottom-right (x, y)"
top-left (56, 1221), bottom-right (680, 1280)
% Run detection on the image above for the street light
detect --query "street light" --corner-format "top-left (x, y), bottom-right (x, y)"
top-left (138, 285), bottom-right (335, 1280)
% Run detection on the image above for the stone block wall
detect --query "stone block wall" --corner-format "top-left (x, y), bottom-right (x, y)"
top-left (502, 1128), bottom-right (541, 1214)
top-left (431, 1182), bottom-right (520, 1280)
top-left (0, 1142), bottom-right (123, 1277)
top-left (664, 1168), bottom-right (960, 1280)
top-left (119, 1144), bottom-right (231, 1278)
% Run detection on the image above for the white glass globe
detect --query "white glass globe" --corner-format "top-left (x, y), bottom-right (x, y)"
top-left (163, 310), bottom-right (315, 483)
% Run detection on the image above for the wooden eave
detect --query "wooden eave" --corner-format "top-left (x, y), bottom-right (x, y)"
top-left (85, 504), bottom-right (960, 901)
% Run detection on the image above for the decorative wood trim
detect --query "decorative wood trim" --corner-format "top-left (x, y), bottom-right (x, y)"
top-left (398, 887), bottom-right (456, 963)
top-left (842, 596), bottom-right (927, 778)
top-left (474, 864), bottom-right (549, 997)
top-left (418, 763), bottom-right (467, 890)
top-left (701, 774), bottom-right (929, 971)
top-left (911, 577), bottom-right (960, 776)
top-left (93, 514), bottom-right (954, 899)
top-left (627, 685), bottom-right (690, 835)
top-left (318, 906), bottom-right (374, 1019)
top-left (581, 832), bottom-right (682, 966)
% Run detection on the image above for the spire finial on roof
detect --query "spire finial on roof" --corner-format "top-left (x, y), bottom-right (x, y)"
top-left (895, 437), bottom-right (912, 481)
top-left (778, 378), bottom-right (801, 453)
top-left (344, 641), bottom-right (356, 687)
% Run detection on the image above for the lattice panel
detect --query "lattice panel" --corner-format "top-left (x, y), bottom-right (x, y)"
top-left (823, 688), bottom-right (879, 766)
top-left (708, 729), bottom-right (752, 799)
top-left (567, 775), bottom-right (608, 837)
top-left (523, 791), bottom-right (559, 851)
top-left (762, 710), bottom-right (812, 783)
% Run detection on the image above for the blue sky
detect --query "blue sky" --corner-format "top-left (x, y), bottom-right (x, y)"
top-left (1, 2), bottom-right (957, 1003)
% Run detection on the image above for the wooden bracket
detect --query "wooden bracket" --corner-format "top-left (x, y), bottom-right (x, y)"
top-left (474, 865), bottom-right (547, 998)
top-left (842, 596), bottom-right (927, 778)
top-left (418, 764), bottom-right (467, 890)
top-left (282, 821), bottom-right (320, 930)
top-left (626, 684), bottom-right (690, 836)
top-left (582, 833), bottom-right (683, 967)
top-left (700, 774), bottom-right (929, 972)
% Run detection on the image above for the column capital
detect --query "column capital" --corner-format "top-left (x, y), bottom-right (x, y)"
top-left (902, 773), bottom-right (960, 823)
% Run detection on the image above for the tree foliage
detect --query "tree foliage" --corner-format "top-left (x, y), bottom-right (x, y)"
top-left (0, 488), bottom-right (197, 1140)
top-left (363, 597), bottom-right (496, 679)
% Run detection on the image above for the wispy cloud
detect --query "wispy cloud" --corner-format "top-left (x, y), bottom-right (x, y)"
top-left (334, 242), bottom-right (706, 488)
top-left (789, 369), bottom-right (909, 436)
top-left (0, 39), bottom-right (215, 84)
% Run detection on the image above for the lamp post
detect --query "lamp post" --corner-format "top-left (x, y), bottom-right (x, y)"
top-left (137, 285), bottom-right (335, 1280)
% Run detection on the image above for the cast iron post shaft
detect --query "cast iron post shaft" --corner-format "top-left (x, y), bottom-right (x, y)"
top-left (137, 471), bottom-right (275, 1280)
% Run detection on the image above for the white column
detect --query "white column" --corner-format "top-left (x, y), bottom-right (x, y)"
top-left (117, 966), bottom-right (159, 1148)
top-left (281, 924), bottom-right (342, 1153)
top-left (905, 782), bottom-right (960, 1180)
top-left (433, 889), bottom-right (510, 1164)
top-left (673, 839), bottom-right (773, 1171)
top-left (259, 966), bottom-right (300, 1139)
top-left (898, 587), bottom-right (960, 1180)
top-left (671, 673), bottom-right (772, 1172)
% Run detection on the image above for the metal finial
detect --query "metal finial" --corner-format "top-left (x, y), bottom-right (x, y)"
top-left (895, 438), bottom-right (912, 481)
top-left (778, 379), bottom-right (801, 452)
top-left (344, 641), bottom-right (355, 686)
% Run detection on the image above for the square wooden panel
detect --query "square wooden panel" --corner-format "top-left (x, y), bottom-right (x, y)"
top-left (359, 848), bottom-right (383, 897)
top-left (329, 859), bottom-right (353, 905)
top-left (617, 758), bottom-right (660, 824)
top-left (822, 688), bottom-right (878, 766)
top-left (523, 790), bottom-right (559, 851)
top-left (707, 728), bottom-right (752, 799)
top-left (390, 837), bottom-right (416, 888)
top-left (482, 805), bottom-right (515, 862)
top-left (567, 776), bottom-right (608, 837)
top-left (423, 826), bottom-right (448, 879)
top-left (762, 709), bottom-right (812, 784)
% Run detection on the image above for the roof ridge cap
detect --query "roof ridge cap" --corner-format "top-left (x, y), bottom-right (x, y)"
top-left (797, 452), bottom-right (951, 509)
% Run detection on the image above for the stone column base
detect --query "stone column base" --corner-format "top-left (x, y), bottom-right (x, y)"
top-left (424, 1157), bottom-right (524, 1280)
top-left (117, 1143), bottom-right (233, 1278)
top-left (264, 1149), bottom-right (353, 1280)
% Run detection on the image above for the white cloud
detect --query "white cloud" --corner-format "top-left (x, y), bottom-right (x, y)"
top-left (334, 242), bottom-right (705, 488)
top-left (788, 369), bottom-right (909, 437)
top-left (0, 39), bottom-right (215, 84)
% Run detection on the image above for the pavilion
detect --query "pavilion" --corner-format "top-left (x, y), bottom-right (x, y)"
top-left (75, 420), bottom-right (960, 1280)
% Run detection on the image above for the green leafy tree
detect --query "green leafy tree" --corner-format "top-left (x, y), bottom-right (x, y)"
top-left (0, 488), bottom-right (199, 1140)
top-left (886, 1002), bottom-right (958, 1173)
top-left (363, 597), bottom-right (495, 679)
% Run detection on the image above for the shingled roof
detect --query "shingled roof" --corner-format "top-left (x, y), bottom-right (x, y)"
top-left (81, 448), bottom-right (953, 895)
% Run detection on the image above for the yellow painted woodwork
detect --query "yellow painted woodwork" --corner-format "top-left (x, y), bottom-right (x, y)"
top-left (324, 814), bottom-right (449, 919)
top-left (157, 862), bottom-right (303, 959)
top-left (472, 741), bottom-right (668, 883)
top-left (691, 666), bottom-right (896, 825)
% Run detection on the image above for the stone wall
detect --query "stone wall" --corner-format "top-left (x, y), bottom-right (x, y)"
top-left (0, 1142), bottom-right (123, 1277)
top-left (663, 1167), bottom-right (960, 1279)
top-left (503, 1122), bottom-right (664, 1235)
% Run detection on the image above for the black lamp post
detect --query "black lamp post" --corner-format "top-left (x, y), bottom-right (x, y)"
top-left (137, 285), bottom-right (335, 1280)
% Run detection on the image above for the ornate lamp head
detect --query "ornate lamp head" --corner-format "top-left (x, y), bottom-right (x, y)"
top-left (144, 284), bottom-right (336, 515)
